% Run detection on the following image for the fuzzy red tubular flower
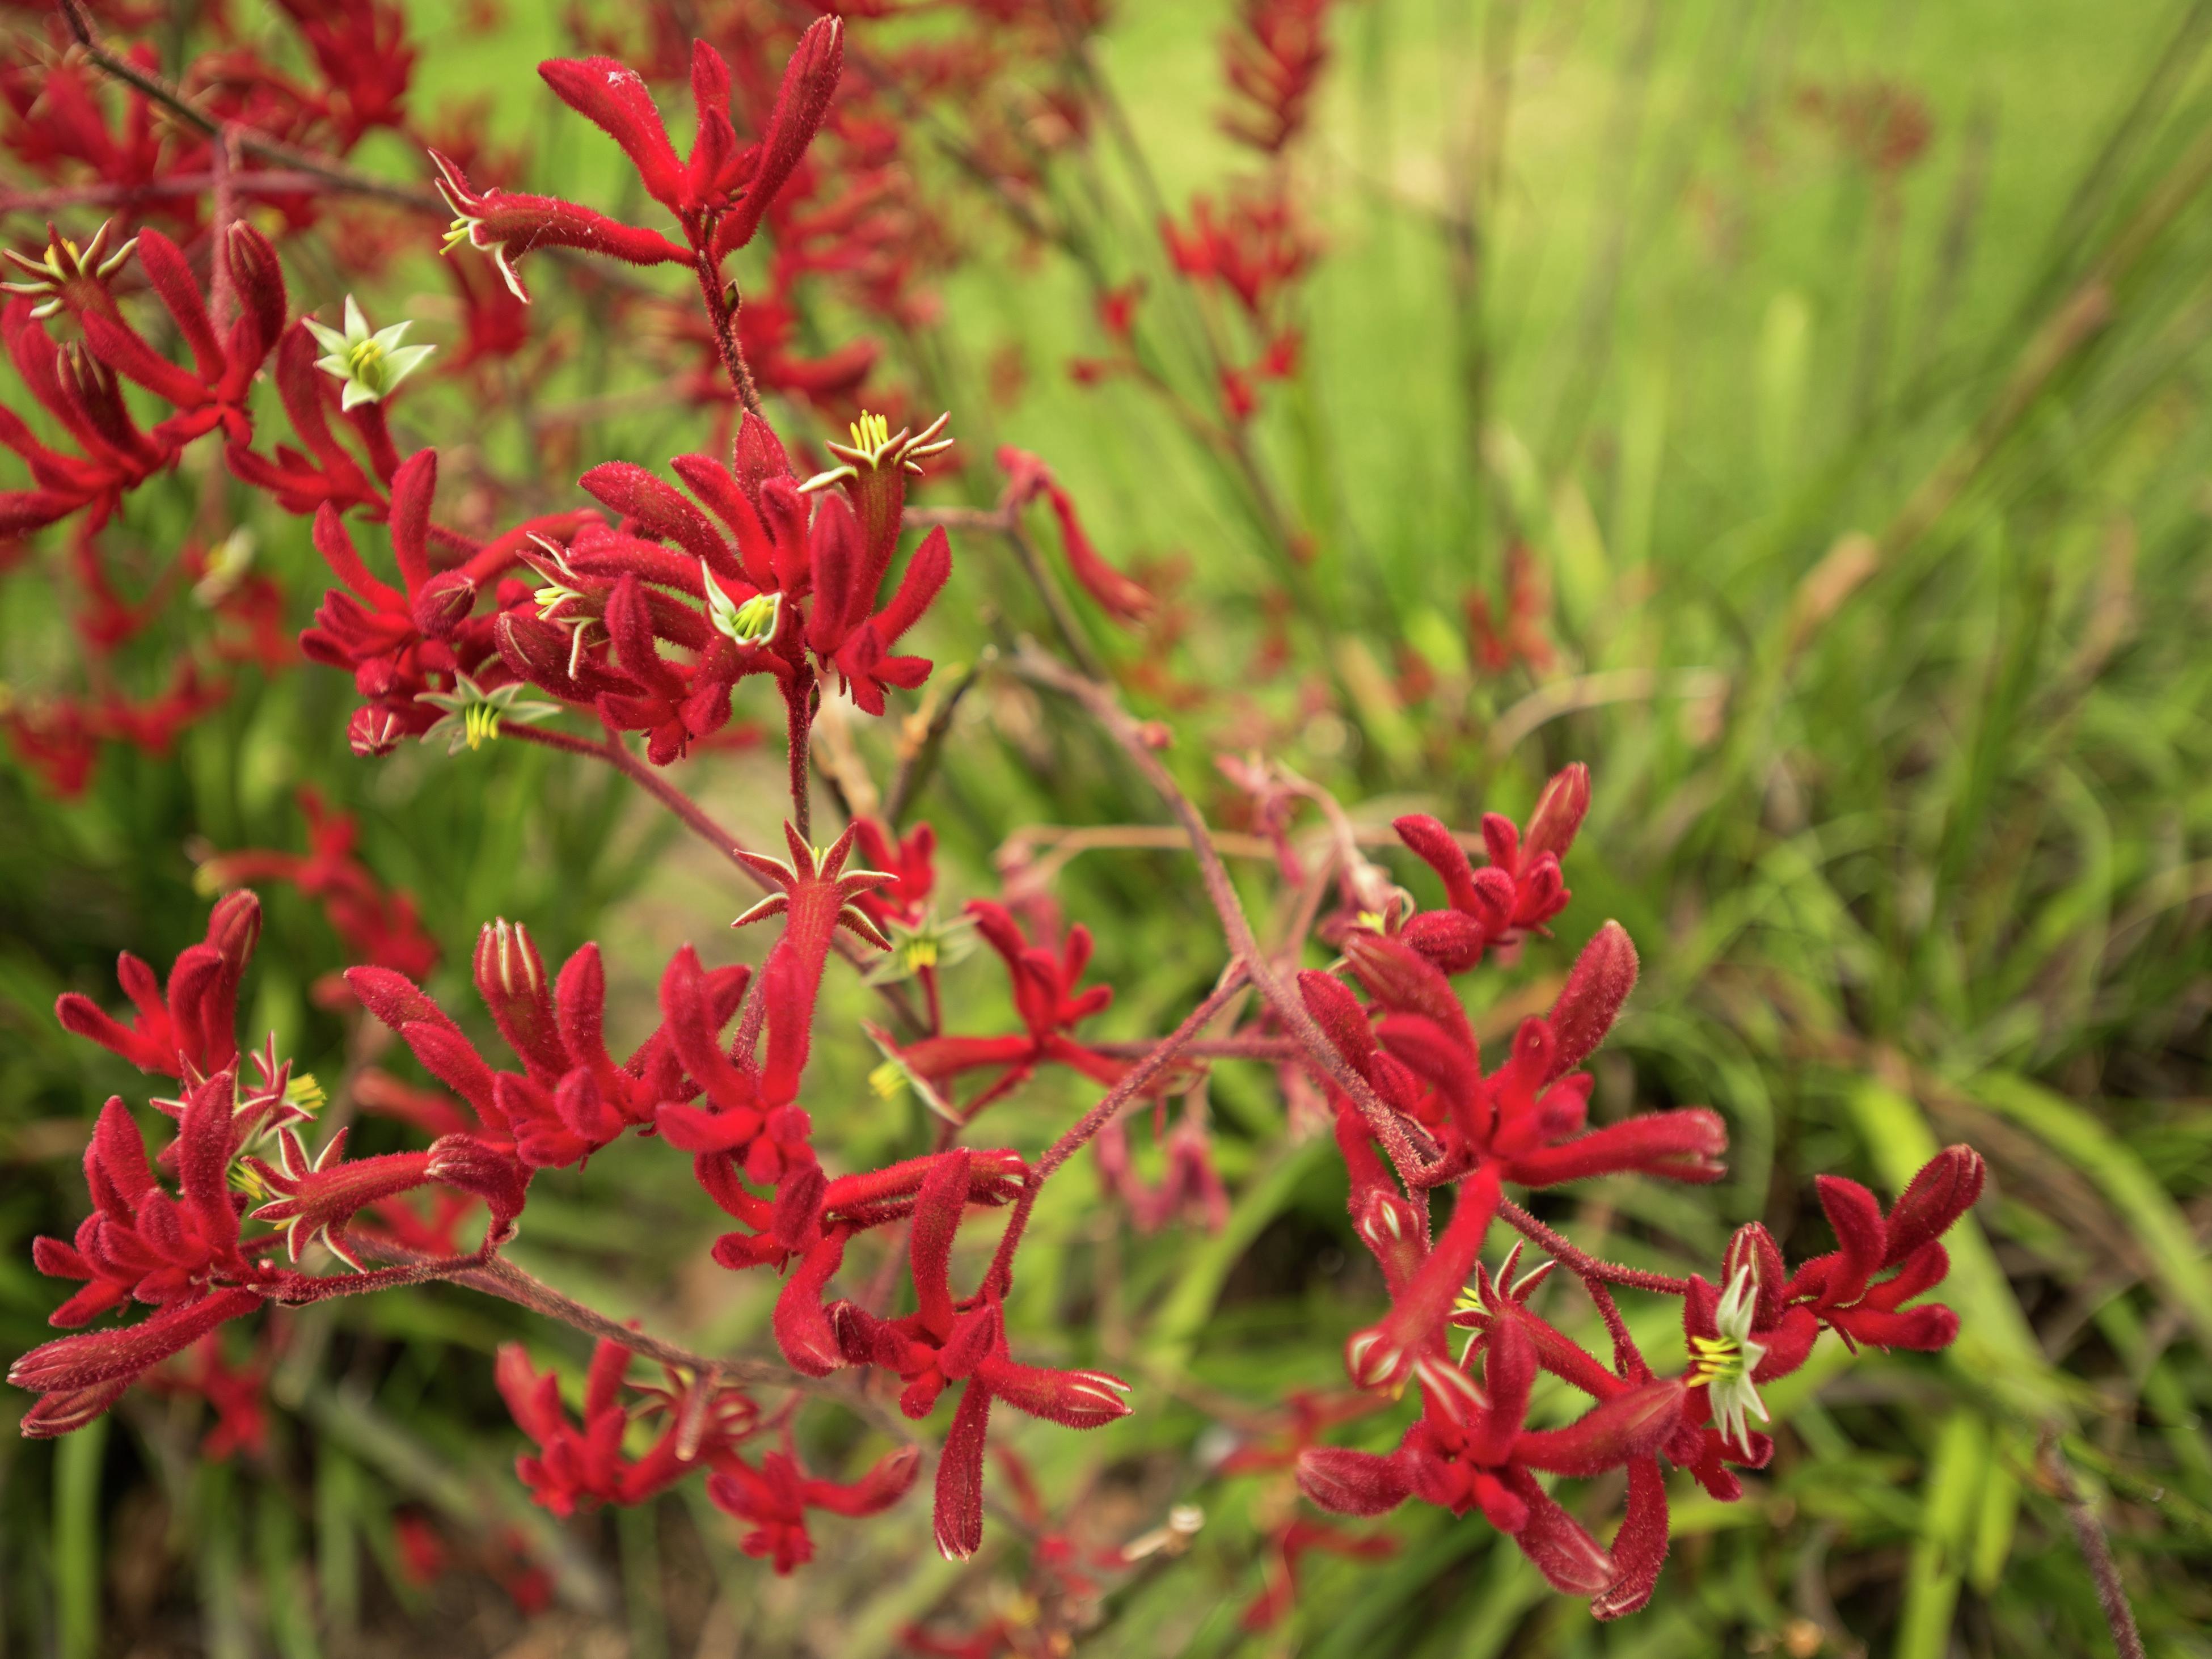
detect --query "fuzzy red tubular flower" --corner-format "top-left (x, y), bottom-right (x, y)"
top-left (240, 1126), bottom-right (436, 1270)
top-left (995, 446), bottom-right (1154, 626)
top-left (498, 1338), bottom-right (758, 1516)
top-left (880, 900), bottom-right (1127, 1116)
top-left (706, 1443), bottom-right (919, 1574)
top-left (56, 890), bottom-right (260, 1080)
top-left (1786, 1149), bottom-right (1985, 1351)
top-left (11, 1286), bottom-right (266, 1439)
top-left (1299, 1322), bottom-right (1683, 1598)
top-left (815, 1151), bottom-right (1132, 1559)
top-left (31, 1080), bottom-right (244, 1325)
top-left (431, 151), bottom-right (690, 304)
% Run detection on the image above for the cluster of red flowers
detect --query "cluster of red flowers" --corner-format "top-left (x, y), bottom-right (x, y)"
top-left (5, 0), bottom-right (1987, 1642)
top-left (1071, 0), bottom-right (1328, 424)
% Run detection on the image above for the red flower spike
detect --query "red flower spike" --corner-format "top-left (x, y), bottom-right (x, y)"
top-left (1344, 1164), bottom-right (1500, 1390)
top-left (11, 1287), bottom-right (264, 1437)
top-left (717, 18), bottom-right (845, 255)
top-left (433, 151), bottom-right (689, 303)
top-left (1543, 922), bottom-right (1637, 1082)
top-left (707, 1442), bottom-right (918, 1576)
top-left (242, 1128), bottom-right (434, 1269)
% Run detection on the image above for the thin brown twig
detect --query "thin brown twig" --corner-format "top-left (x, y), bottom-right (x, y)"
top-left (1007, 641), bottom-right (1436, 1189)
top-left (983, 961), bottom-right (1253, 1295)
top-left (0, 170), bottom-right (340, 214)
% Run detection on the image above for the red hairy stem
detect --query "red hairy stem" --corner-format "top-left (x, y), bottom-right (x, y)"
top-left (2039, 1433), bottom-right (2147, 1659)
top-left (356, 1242), bottom-right (780, 1389)
top-left (1008, 643), bottom-right (1435, 1189)
top-left (780, 673), bottom-right (817, 845)
top-left (693, 256), bottom-right (766, 419)
top-left (1088, 1035), bottom-right (1302, 1061)
top-left (208, 127), bottom-right (239, 336)
top-left (981, 961), bottom-right (1253, 1299)
top-left (1497, 1199), bottom-right (1692, 1296)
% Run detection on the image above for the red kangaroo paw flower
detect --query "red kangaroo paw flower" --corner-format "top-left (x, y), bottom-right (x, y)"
top-left (933, 1378), bottom-right (993, 1560)
top-left (1501, 1463), bottom-right (1616, 1595)
top-left (1512, 1377), bottom-right (1685, 1476)
top-left (538, 58), bottom-right (686, 212)
top-left (1501, 1108), bottom-right (1728, 1187)
top-left (718, 18), bottom-right (845, 254)
top-left (1592, 1455), bottom-right (1670, 1620)
top-left (772, 1229), bottom-right (850, 1377)
top-left (11, 1286), bottom-right (263, 1432)
top-left (970, 1355), bottom-right (1132, 1430)
top-left (1345, 1164), bottom-right (1500, 1390)
top-left (995, 446), bottom-right (1154, 625)
top-left (241, 1127), bottom-right (434, 1268)
top-left (1297, 1446), bottom-right (1413, 1516)
top-left (1543, 922), bottom-right (1637, 1082)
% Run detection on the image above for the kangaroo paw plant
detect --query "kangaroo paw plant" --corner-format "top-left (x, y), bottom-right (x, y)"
top-left (2, 0), bottom-right (1993, 1640)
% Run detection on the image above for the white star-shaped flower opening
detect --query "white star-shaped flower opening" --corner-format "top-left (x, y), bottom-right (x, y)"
top-left (1690, 1264), bottom-right (1770, 1454)
top-left (243, 1126), bottom-right (371, 1271)
top-left (416, 672), bottom-right (561, 755)
top-left (303, 295), bottom-right (436, 411)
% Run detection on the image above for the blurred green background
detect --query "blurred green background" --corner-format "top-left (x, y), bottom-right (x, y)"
top-left (5, 0), bottom-right (2211, 1653)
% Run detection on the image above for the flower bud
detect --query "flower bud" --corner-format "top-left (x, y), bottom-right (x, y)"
top-left (1722, 1221), bottom-right (1788, 1330)
top-left (1523, 763), bottom-right (1591, 863)
top-left (1881, 1145), bottom-right (1986, 1268)
top-left (1544, 921), bottom-right (1637, 1082)
top-left (474, 919), bottom-right (570, 1081)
